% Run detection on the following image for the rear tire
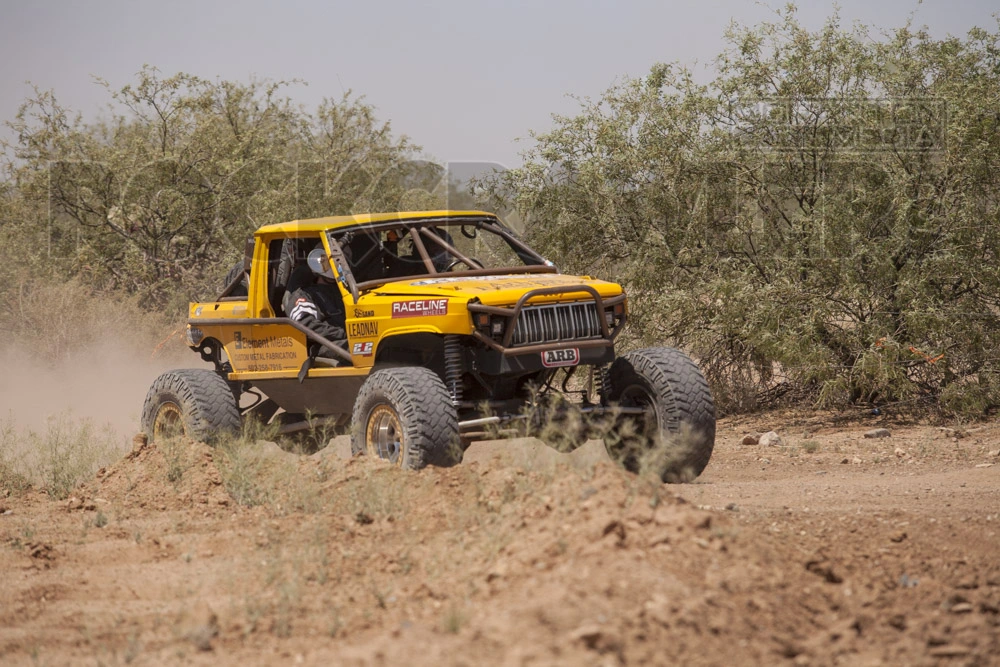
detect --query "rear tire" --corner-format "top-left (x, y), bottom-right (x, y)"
top-left (141, 369), bottom-right (241, 444)
top-left (603, 347), bottom-right (715, 482)
top-left (351, 367), bottom-right (460, 469)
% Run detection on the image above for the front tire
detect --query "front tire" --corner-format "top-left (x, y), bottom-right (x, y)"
top-left (603, 348), bottom-right (715, 482)
top-left (351, 367), bottom-right (460, 469)
top-left (141, 369), bottom-right (241, 444)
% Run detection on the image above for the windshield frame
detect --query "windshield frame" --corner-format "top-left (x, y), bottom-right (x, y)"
top-left (325, 215), bottom-right (556, 294)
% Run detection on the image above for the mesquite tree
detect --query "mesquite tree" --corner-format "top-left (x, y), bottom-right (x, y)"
top-left (481, 8), bottom-right (1000, 414)
top-left (0, 67), bottom-right (422, 308)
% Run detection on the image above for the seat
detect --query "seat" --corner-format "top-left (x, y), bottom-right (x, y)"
top-left (280, 264), bottom-right (316, 316)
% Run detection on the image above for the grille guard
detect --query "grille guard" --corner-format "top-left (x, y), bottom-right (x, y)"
top-left (467, 285), bottom-right (627, 356)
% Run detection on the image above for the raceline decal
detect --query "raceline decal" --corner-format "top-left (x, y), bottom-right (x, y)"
top-left (349, 321), bottom-right (379, 337)
top-left (541, 348), bottom-right (580, 368)
top-left (391, 299), bottom-right (449, 318)
top-left (352, 342), bottom-right (374, 356)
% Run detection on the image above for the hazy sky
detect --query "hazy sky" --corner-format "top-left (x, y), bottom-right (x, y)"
top-left (1, 0), bottom-right (997, 168)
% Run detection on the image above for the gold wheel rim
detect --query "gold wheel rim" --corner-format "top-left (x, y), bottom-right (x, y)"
top-left (153, 401), bottom-right (185, 439)
top-left (366, 404), bottom-right (405, 467)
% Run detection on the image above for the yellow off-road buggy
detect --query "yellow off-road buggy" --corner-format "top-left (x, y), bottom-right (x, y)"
top-left (142, 211), bottom-right (715, 482)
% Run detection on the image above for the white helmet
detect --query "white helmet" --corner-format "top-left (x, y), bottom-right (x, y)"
top-left (307, 248), bottom-right (336, 280)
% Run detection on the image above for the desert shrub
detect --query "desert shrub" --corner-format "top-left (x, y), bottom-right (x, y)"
top-left (480, 7), bottom-right (1000, 416)
top-left (0, 68), bottom-right (428, 309)
top-left (0, 413), bottom-right (125, 499)
top-left (0, 276), bottom-right (175, 363)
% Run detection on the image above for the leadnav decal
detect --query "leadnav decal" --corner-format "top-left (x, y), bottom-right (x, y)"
top-left (391, 299), bottom-right (448, 318)
top-left (349, 321), bottom-right (379, 337)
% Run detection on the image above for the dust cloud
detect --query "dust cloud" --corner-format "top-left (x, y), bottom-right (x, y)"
top-left (0, 340), bottom-right (205, 438)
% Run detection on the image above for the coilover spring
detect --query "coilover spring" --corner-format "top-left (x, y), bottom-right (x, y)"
top-left (595, 364), bottom-right (612, 403)
top-left (443, 335), bottom-right (463, 405)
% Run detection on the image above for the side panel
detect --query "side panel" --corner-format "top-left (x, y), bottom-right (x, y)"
top-left (222, 323), bottom-right (310, 374)
top-left (343, 300), bottom-right (383, 369)
top-left (193, 317), bottom-right (311, 374)
top-left (250, 375), bottom-right (368, 415)
top-left (345, 296), bottom-right (473, 368)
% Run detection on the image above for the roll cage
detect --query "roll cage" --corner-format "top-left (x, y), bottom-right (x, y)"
top-left (324, 215), bottom-right (556, 303)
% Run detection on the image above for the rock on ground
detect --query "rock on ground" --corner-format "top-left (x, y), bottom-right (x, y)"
top-left (758, 431), bottom-right (783, 447)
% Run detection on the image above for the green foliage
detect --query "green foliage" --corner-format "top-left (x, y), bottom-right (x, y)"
top-left (0, 67), bottom-right (423, 310)
top-left (480, 7), bottom-right (1000, 415)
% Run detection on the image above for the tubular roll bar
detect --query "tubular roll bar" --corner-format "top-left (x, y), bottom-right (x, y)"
top-left (417, 226), bottom-right (483, 269)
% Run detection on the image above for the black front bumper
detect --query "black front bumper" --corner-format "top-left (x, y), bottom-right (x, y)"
top-left (471, 343), bottom-right (616, 376)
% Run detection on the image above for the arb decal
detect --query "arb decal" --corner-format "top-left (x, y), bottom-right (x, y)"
top-left (541, 348), bottom-right (580, 368)
top-left (391, 299), bottom-right (448, 318)
top-left (352, 342), bottom-right (374, 356)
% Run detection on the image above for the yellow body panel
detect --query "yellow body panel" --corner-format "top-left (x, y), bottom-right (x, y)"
top-left (186, 211), bottom-right (624, 380)
top-left (365, 272), bottom-right (621, 305)
top-left (231, 366), bottom-right (371, 382)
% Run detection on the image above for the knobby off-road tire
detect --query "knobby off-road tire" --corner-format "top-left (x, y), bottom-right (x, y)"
top-left (604, 347), bottom-right (716, 483)
top-left (351, 367), bottom-right (460, 470)
top-left (141, 369), bottom-right (241, 444)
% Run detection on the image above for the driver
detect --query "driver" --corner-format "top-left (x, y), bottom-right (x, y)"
top-left (386, 226), bottom-right (458, 277)
top-left (283, 248), bottom-right (348, 355)
top-left (427, 227), bottom-right (456, 272)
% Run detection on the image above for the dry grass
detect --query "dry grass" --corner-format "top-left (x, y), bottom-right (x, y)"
top-left (1, 277), bottom-right (179, 364)
top-left (0, 411), bottom-right (128, 499)
top-left (480, 389), bottom-right (707, 484)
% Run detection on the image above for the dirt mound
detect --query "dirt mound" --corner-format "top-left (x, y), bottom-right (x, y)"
top-left (306, 458), bottom-right (926, 666)
top-left (1, 417), bottom-right (998, 665)
top-left (76, 435), bottom-right (232, 515)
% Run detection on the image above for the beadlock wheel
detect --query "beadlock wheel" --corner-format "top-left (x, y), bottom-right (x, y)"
top-left (351, 367), bottom-right (460, 470)
top-left (141, 369), bottom-right (240, 444)
top-left (152, 401), bottom-right (185, 439)
top-left (366, 404), bottom-right (405, 466)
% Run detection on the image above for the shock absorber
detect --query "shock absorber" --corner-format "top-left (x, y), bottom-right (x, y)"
top-left (443, 335), bottom-right (463, 406)
top-left (595, 364), bottom-right (612, 404)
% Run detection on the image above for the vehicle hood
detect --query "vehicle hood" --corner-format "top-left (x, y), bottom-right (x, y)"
top-left (368, 273), bottom-right (623, 306)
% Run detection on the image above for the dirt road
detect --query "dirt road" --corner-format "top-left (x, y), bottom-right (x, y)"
top-left (1, 412), bottom-right (998, 665)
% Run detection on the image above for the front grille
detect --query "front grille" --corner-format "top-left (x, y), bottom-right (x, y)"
top-left (510, 302), bottom-right (603, 347)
